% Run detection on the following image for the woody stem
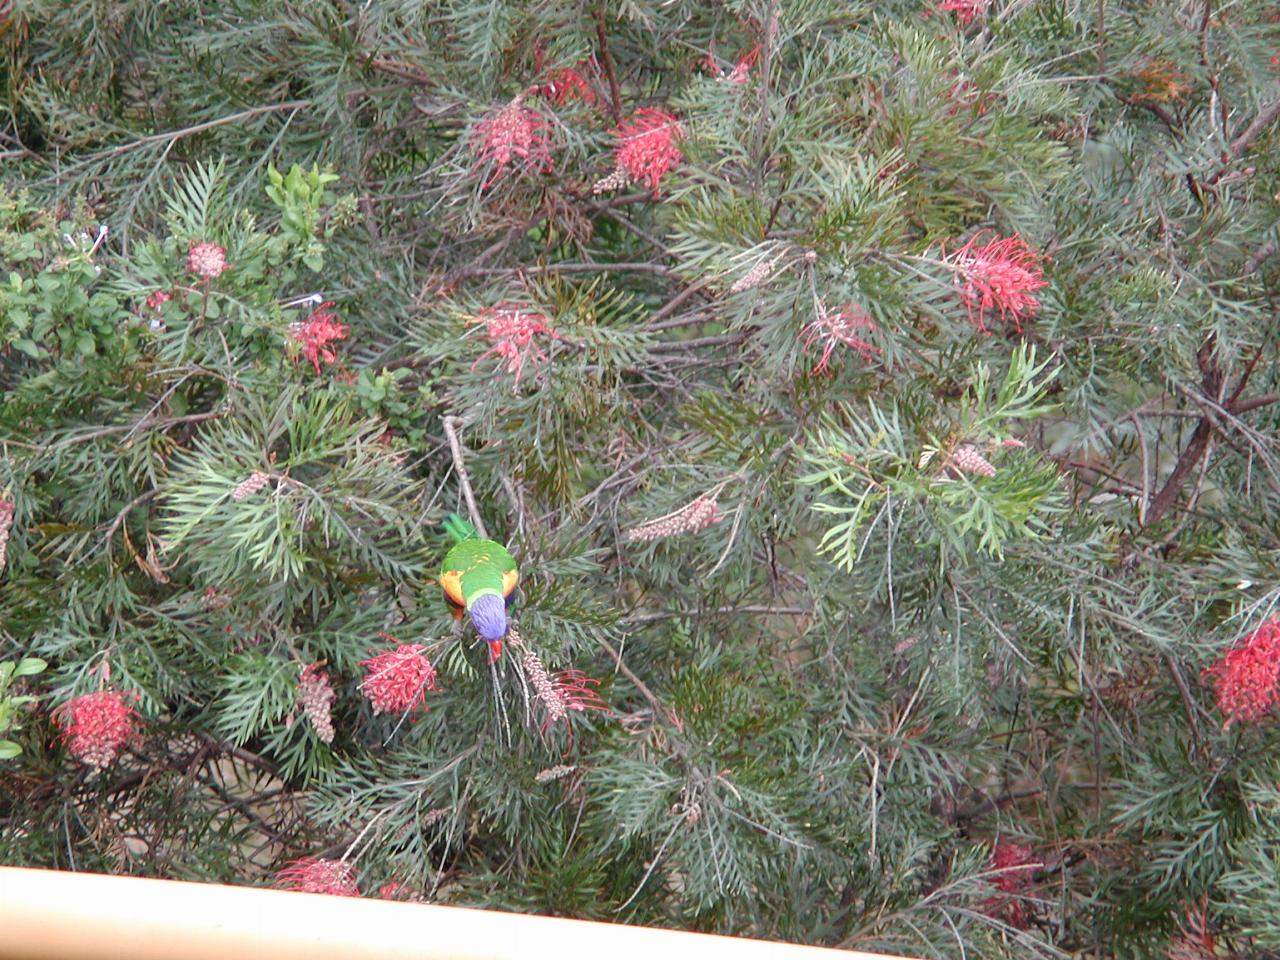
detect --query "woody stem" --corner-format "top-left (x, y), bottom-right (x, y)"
top-left (442, 416), bottom-right (488, 539)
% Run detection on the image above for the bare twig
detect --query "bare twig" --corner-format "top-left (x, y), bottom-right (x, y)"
top-left (594, 6), bottom-right (623, 123)
top-left (598, 637), bottom-right (681, 730)
top-left (1095, 0), bottom-right (1106, 73)
top-left (1242, 241), bottom-right (1278, 277)
top-left (751, 2), bottom-right (780, 192)
top-left (1229, 97), bottom-right (1280, 158)
top-left (628, 604), bottom-right (808, 624)
top-left (48, 101), bottom-right (313, 180)
top-left (441, 416), bottom-right (488, 539)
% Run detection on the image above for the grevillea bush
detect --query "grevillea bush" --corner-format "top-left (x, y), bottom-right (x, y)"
top-left (2, 2), bottom-right (1280, 957)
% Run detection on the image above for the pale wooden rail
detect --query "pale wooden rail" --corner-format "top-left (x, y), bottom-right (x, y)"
top-left (0, 867), bottom-right (919, 960)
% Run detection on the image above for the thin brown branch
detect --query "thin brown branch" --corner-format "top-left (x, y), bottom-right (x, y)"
top-left (1242, 241), bottom-right (1278, 277)
top-left (628, 604), bottom-right (809, 624)
top-left (598, 638), bottom-right (681, 731)
top-left (594, 6), bottom-right (623, 123)
top-left (469, 261), bottom-right (675, 278)
top-left (441, 416), bottom-right (488, 539)
top-left (1229, 97), bottom-right (1280, 158)
top-left (48, 411), bottom-right (225, 450)
top-left (647, 332), bottom-right (750, 354)
top-left (49, 102), bottom-right (313, 180)
top-left (1163, 653), bottom-right (1206, 759)
top-left (1095, 0), bottom-right (1106, 73)
top-left (751, 2), bottom-right (780, 192)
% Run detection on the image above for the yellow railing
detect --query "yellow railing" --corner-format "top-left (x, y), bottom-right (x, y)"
top-left (0, 867), bottom-right (919, 960)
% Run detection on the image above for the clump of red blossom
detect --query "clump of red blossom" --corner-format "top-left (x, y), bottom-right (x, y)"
top-left (469, 303), bottom-right (559, 387)
top-left (376, 880), bottom-right (415, 901)
top-left (275, 857), bottom-right (360, 897)
top-left (538, 64), bottom-right (601, 107)
top-left (980, 840), bottom-right (1040, 929)
top-left (718, 44), bottom-right (761, 85)
top-left (946, 232), bottom-right (1048, 333)
top-left (471, 96), bottom-right (553, 189)
top-left (936, 0), bottom-right (990, 25)
top-left (1203, 617), bottom-right (1280, 728)
top-left (290, 302), bottom-right (349, 376)
top-left (359, 640), bottom-right (440, 717)
top-left (53, 689), bottom-right (139, 769)
top-left (595, 108), bottom-right (684, 196)
top-left (802, 301), bottom-right (879, 374)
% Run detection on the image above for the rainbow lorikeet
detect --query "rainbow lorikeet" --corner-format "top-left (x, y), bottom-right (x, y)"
top-left (439, 514), bottom-right (519, 662)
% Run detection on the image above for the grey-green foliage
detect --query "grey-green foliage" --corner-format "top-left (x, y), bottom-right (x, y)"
top-left (3, 1), bottom-right (1280, 957)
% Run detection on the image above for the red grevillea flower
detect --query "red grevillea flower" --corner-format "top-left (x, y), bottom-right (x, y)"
top-left (187, 241), bottom-right (228, 280)
top-left (946, 232), bottom-right (1048, 333)
top-left (298, 663), bottom-right (336, 743)
top-left (359, 642), bottom-right (439, 716)
top-left (471, 96), bottom-right (553, 189)
top-left (937, 0), bottom-right (990, 25)
top-left (981, 840), bottom-right (1040, 929)
top-left (519, 645), bottom-right (610, 730)
top-left (53, 689), bottom-right (139, 769)
top-left (538, 65), bottom-right (600, 107)
top-left (1203, 617), bottom-right (1280, 728)
top-left (376, 880), bottom-right (415, 901)
top-left (604, 108), bottom-right (684, 195)
top-left (275, 857), bottom-right (360, 897)
top-left (720, 44), bottom-right (761, 85)
top-left (802, 302), bottom-right (879, 374)
top-left (469, 303), bottom-right (559, 387)
top-left (290, 302), bottom-right (349, 375)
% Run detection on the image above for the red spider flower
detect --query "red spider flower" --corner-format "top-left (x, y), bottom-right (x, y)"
top-left (937, 0), bottom-right (990, 25)
top-left (275, 857), bottom-right (360, 897)
top-left (1203, 617), bottom-right (1280, 728)
top-left (187, 241), bottom-right (228, 280)
top-left (538, 64), bottom-right (601, 107)
top-left (946, 232), bottom-right (1048, 333)
top-left (720, 44), bottom-right (761, 85)
top-left (521, 644), bottom-right (610, 730)
top-left (376, 880), bottom-right (415, 901)
top-left (298, 663), bottom-right (336, 743)
top-left (290, 302), bottom-right (349, 375)
top-left (471, 96), bottom-right (553, 189)
top-left (596, 108), bottom-right (684, 195)
top-left (53, 689), bottom-right (139, 769)
top-left (469, 303), bottom-right (559, 387)
top-left (802, 302), bottom-right (879, 374)
top-left (981, 840), bottom-right (1040, 929)
top-left (359, 642), bottom-right (440, 717)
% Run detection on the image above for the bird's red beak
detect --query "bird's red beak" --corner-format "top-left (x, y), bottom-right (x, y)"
top-left (487, 640), bottom-right (503, 663)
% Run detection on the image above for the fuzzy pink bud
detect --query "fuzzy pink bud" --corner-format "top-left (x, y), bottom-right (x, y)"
top-left (626, 494), bottom-right (723, 542)
top-left (298, 663), bottom-right (336, 743)
top-left (187, 241), bottom-right (227, 280)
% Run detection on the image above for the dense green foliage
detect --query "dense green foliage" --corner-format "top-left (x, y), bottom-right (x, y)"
top-left (3, 1), bottom-right (1280, 956)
